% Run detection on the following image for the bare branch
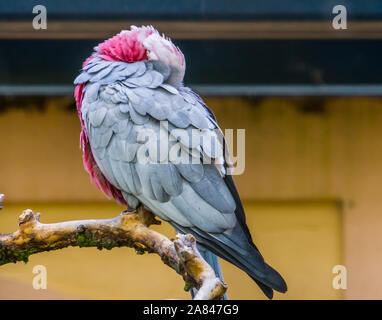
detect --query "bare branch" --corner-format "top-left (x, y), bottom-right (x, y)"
top-left (0, 206), bottom-right (227, 300)
top-left (174, 234), bottom-right (228, 300)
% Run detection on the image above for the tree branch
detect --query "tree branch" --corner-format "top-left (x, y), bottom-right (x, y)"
top-left (0, 205), bottom-right (227, 300)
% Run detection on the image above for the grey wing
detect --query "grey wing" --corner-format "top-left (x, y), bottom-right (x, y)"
top-left (79, 59), bottom-right (286, 294)
top-left (79, 60), bottom-right (237, 232)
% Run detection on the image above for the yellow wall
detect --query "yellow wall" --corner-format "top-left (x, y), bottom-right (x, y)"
top-left (1, 96), bottom-right (381, 299)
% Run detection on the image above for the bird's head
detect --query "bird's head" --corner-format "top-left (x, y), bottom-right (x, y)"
top-left (92, 25), bottom-right (185, 87)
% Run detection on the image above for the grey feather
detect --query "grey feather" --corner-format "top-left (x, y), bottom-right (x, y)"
top-left (147, 70), bottom-right (164, 88)
top-left (109, 107), bottom-right (129, 121)
top-left (168, 110), bottom-right (190, 128)
top-left (129, 106), bottom-right (149, 125)
top-left (150, 174), bottom-right (170, 202)
top-left (84, 82), bottom-right (102, 102)
top-left (151, 60), bottom-right (171, 81)
top-left (123, 88), bottom-right (141, 105)
top-left (91, 128), bottom-right (113, 149)
top-left (87, 61), bottom-right (111, 73)
top-left (133, 61), bottom-right (147, 77)
top-left (112, 119), bottom-right (129, 134)
top-left (147, 101), bottom-right (169, 120)
top-left (108, 136), bottom-right (138, 162)
top-left (200, 130), bottom-right (223, 159)
top-left (82, 57), bottom-right (100, 71)
top-left (176, 163), bottom-right (204, 183)
top-left (122, 192), bottom-right (140, 209)
top-left (74, 72), bottom-right (91, 85)
top-left (171, 94), bottom-right (187, 110)
top-left (91, 123), bottom-right (112, 135)
top-left (125, 71), bottom-right (152, 87)
top-left (190, 165), bottom-right (236, 214)
top-left (91, 144), bottom-right (106, 160)
top-left (134, 86), bottom-right (155, 99)
top-left (117, 121), bottom-right (134, 140)
top-left (89, 64), bottom-right (116, 82)
top-left (154, 164), bottom-right (183, 197)
top-left (188, 109), bottom-right (211, 129)
top-left (88, 107), bottom-right (107, 127)
top-left (136, 194), bottom-right (194, 227)
top-left (171, 184), bottom-right (232, 233)
top-left (182, 91), bottom-right (197, 105)
top-left (95, 153), bottom-right (120, 188)
top-left (160, 83), bottom-right (179, 95)
top-left (103, 109), bottom-right (120, 128)
top-left (100, 72), bottom-right (126, 86)
top-left (168, 125), bottom-right (201, 149)
top-left (124, 61), bottom-right (145, 76)
top-left (107, 138), bottom-right (124, 161)
top-left (119, 103), bottom-right (130, 113)
top-left (118, 161), bottom-right (142, 194)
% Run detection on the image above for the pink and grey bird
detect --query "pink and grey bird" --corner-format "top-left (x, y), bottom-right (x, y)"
top-left (74, 26), bottom-right (287, 299)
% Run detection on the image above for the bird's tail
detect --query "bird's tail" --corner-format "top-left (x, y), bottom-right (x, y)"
top-left (191, 246), bottom-right (228, 300)
top-left (192, 221), bottom-right (288, 299)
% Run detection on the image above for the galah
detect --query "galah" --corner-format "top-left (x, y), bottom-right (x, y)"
top-left (74, 26), bottom-right (287, 299)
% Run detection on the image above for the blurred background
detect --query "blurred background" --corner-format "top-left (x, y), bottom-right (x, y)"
top-left (1, 0), bottom-right (382, 300)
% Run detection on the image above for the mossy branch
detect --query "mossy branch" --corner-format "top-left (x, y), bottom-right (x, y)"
top-left (0, 205), bottom-right (227, 300)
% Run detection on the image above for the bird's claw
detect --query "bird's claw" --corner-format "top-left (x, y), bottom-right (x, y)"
top-left (120, 208), bottom-right (137, 216)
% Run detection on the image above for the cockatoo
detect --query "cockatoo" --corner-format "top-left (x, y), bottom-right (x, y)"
top-left (74, 26), bottom-right (287, 299)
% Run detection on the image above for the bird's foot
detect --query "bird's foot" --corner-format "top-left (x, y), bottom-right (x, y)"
top-left (120, 208), bottom-right (136, 216)
top-left (138, 206), bottom-right (161, 227)
top-left (120, 206), bottom-right (161, 226)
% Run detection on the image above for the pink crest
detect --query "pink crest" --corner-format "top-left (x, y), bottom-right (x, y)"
top-left (97, 28), bottom-right (153, 63)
